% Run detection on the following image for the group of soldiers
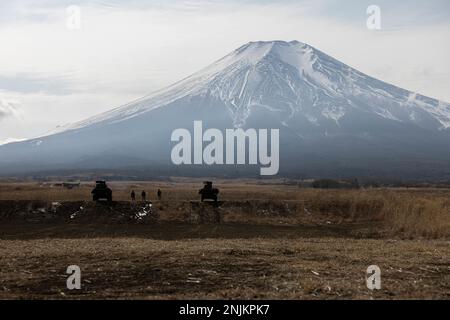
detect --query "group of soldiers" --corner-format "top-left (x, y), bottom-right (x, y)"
top-left (92, 181), bottom-right (218, 203)
top-left (130, 188), bottom-right (162, 202)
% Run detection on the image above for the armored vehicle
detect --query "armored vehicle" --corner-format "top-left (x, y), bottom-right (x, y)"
top-left (199, 181), bottom-right (219, 202)
top-left (91, 180), bottom-right (112, 202)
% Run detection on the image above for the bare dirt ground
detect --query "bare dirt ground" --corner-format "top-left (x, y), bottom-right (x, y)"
top-left (0, 181), bottom-right (449, 299)
top-left (0, 237), bottom-right (449, 299)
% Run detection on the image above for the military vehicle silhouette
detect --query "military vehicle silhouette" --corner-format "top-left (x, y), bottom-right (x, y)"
top-left (199, 181), bottom-right (219, 202)
top-left (91, 181), bottom-right (112, 202)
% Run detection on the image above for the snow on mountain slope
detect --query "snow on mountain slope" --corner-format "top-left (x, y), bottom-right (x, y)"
top-left (51, 40), bottom-right (450, 135)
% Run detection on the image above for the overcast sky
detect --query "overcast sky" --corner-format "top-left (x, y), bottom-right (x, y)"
top-left (0, 0), bottom-right (449, 143)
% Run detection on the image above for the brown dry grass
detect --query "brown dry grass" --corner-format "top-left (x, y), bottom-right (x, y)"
top-left (0, 182), bottom-right (450, 238)
top-left (304, 190), bottom-right (450, 238)
top-left (381, 195), bottom-right (450, 238)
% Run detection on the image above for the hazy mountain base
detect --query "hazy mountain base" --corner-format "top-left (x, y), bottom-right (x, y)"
top-left (1, 106), bottom-right (450, 179)
top-left (2, 160), bottom-right (450, 181)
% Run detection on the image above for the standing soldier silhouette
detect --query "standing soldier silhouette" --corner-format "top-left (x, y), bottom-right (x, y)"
top-left (131, 190), bottom-right (136, 201)
top-left (141, 190), bottom-right (147, 202)
top-left (157, 189), bottom-right (162, 200)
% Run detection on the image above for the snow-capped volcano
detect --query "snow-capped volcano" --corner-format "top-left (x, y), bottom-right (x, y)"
top-left (1, 40), bottom-right (450, 179)
top-left (56, 40), bottom-right (450, 132)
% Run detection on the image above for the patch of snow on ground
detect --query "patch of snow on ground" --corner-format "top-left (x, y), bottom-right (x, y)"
top-left (322, 107), bottom-right (345, 124)
top-left (375, 109), bottom-right (401, 122)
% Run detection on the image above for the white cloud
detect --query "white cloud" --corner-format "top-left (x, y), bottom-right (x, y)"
top-left (0, 96), bottom-right (22, 121)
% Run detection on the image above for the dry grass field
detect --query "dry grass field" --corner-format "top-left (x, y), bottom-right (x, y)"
top-left (0, 180), bottom-right (449, 299)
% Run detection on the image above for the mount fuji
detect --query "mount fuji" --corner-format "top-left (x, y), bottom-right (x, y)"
top-left (1, 40), bottom-right (450, 179)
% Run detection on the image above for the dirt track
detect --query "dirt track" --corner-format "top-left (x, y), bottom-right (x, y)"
top-left (0, 199), bottom-right (381, 227)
